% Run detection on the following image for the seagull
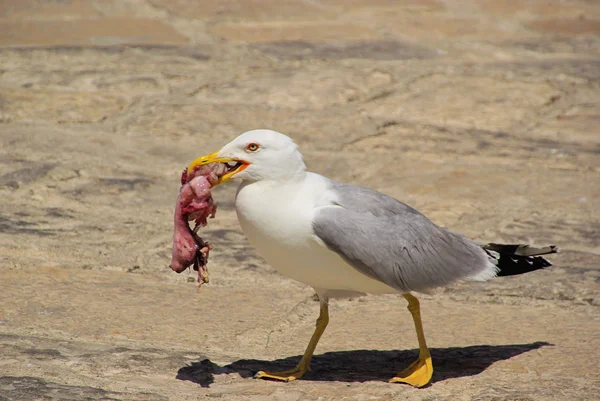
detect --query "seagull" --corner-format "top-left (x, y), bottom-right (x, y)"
top-left (186, 129), bottom-right (557, 387)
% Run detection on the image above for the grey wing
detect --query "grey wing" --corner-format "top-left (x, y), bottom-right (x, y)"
top-left (312, 181), bottom-right (496, 293)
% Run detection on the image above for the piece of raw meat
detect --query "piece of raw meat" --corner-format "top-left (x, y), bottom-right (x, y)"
top-left (170, 163), bottom-right (226, 287)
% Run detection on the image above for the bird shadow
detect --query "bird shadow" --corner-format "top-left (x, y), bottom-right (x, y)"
top-left (176, 341), bottom-right (551, 388)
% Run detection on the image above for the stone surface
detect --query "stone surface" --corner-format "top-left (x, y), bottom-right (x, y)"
top-left (0, 19), bottom-right (189, 47)
top-left (0, 1), bottom-right (599, 400)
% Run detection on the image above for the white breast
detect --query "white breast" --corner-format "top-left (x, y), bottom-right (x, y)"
top-left (234, 173), bottom-right (395, 294)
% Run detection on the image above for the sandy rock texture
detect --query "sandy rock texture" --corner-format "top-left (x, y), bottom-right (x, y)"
top-left (1, 1), bottom-right (599, 400)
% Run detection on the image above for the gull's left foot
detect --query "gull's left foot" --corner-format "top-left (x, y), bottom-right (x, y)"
top-left (254, 365), bottom-right (308, 382)
top-left (390, 356), bottom-right (433, 387)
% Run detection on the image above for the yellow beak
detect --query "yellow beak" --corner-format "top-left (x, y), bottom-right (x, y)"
top-left (187, 150), bottom-right (248, 186)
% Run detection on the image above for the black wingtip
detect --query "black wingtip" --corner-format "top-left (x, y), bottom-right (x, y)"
top-left (483, 243), bottom-right (559, 257)
top-left (496, 255), bottom-right (552, 277)
top-left (482, 242), bottom-right (558, 277)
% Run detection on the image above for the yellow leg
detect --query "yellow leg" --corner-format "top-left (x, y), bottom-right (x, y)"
top-left (390, 293), bottom-right (433, 387)
top-left (255, 301), bottom-right (329, 382)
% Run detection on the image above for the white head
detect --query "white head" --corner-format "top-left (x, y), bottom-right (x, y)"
top-left (187, 129), bottom-right (306, 184)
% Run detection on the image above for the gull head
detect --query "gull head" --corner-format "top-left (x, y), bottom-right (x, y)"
top-left (187, 129), bottom-right (306, 185)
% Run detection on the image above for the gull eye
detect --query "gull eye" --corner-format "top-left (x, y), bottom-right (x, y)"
top-left (246, 143), bottom-right (260, 152)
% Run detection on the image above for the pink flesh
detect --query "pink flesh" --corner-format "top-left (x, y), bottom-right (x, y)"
top-left (169, 163), bottom-right (226, 279)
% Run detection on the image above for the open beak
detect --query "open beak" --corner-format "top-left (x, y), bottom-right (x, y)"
top-left (187, 151), bottom-right (249, 186)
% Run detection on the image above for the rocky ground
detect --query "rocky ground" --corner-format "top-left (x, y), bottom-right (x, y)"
top-left (1, 1), bottom-right (599, 400)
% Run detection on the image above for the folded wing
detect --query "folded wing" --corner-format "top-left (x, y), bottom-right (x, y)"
top-left (312, 181), bottom-right (497, 293)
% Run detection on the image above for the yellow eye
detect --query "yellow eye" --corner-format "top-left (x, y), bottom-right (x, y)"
top-left (246, 143), bottom-right (260, 152)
